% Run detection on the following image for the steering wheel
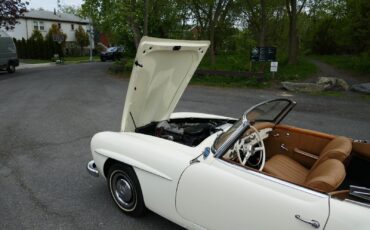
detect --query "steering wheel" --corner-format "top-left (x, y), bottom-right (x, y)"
top-left (234, 125), bottom-right (266, 171)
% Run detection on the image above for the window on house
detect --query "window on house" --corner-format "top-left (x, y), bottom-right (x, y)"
top-left (58, 23), bottom-right (61, 29)
top-left (33, 21), bottom-right (38, 30)
top-left (39, 21), bottom-right (44, 31)
top-left (71, 24), bottom-right (74, 30)
top-left (33, 21), bottom-right (45, 31)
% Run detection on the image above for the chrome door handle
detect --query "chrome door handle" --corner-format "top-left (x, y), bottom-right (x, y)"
top-left (295, 215), bottom-right (320, 229)
top-left (280, 143), bottom-right (289, 151)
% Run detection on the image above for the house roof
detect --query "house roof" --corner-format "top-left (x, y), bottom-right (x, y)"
top-left (22, 10), bottom-right (89, 24)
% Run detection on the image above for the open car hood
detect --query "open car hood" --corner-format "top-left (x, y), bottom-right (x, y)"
top-left (121, 37), bottom-right (210, 132)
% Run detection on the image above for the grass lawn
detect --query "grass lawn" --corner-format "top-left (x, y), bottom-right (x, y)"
top-left (311, 54), bottom-right (370, 75)
top-left (20, 59), bottom-right (51, 64)
top-left (276, 57), bottom-right (318, 81)
top-left (21, 56), bottom-right (100, 64)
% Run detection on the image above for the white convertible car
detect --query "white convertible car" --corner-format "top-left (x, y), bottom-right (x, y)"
top-left (87, 37), bottom-right (370, 229)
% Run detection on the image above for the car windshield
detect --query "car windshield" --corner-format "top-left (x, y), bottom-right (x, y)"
top-left (213, 99), bottom-right (292, 152)
top-left (107, 47), bottom-right (117, 52)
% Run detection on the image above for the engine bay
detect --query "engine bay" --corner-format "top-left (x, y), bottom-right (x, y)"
top-left (136, 118), bottom-right (234, 147)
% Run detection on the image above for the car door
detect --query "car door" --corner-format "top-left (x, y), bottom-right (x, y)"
top-left (176, 155), bottom-right (329, 230)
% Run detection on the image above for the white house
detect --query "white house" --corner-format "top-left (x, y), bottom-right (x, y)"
top-left (7, 9), bottom-right (92, 44)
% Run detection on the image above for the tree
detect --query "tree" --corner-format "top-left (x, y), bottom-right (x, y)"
top-left (46, 24), bottom-right (67, 57)
top-left (347, 0), bottom-right (370, 53)
top-left (61, 5), bottom-right (82, 16)
top-left (29, 29), bottom-right (44, 58)
top-left (81, 0), bottom-right (186, 50)
top-left (29, 29), bottom-right (43, 41)
top-left (0, 0), bottom-right (28, 30)
top-left (285, 0), bottom-right (308, 64)
top-left (75, 25), bottom-right (89, 55)
top-left (187, 0), bottom-right (235, 64)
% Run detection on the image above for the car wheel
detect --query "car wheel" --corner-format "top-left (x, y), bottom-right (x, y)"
top-left (107, 163), bottom-right (146, 216)
top-left (7, 64), bottom-right (15, 73)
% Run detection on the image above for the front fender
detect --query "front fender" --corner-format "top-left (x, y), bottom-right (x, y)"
top-left (93, 148), bottom-right (172, 181)
top-left (90, 131), bottom-right (199, 227)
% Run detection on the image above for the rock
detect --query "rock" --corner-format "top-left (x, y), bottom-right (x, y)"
top-left (316, 77), bottom-right (349, 91)
top-left (281, 82), bottom-right (326, 93)
top-left (351, 83), bottom-right (370, 95)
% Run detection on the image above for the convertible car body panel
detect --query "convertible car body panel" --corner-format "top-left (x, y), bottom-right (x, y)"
top-left (88, 37), bottom-right (370, 230)
top-left (121, 37), bottom-right (210, 132)
top-left (91, 130), bottom-right (219, 228)
top-left (177, 157), bottom-right (329, 230)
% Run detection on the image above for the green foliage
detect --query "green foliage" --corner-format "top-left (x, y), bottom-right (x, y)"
top-left (305, 0), bottom-right (370, 55)
top-left (276, 58), bottom-right (318, 81)
top-left (199, 53), bottom-right (250, 71)
top-left (80, 0), bottom-right (367, 85)
top-left (311, 54), bottom-right (370, 75)
top-left (29, 30), bottom-right (43, 41)
top-left (45, 24), bottom-right (67, 57)
top-left (81, 0), bottom-right (188, 50)
top-left (14, 25), bottom-right (68, 60)
top-left (75, 25), bottom-right (89, 55)
top-left (0, 0), bottom-right (27, 30)
top-left (60, 5), bottom-right (82, 16)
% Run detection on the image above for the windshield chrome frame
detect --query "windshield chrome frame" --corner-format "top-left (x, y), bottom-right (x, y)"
top-left (214, 98), bottom-right (295, 159)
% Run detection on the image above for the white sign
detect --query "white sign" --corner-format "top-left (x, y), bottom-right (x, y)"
top-left (270, 61), bottom-right (278, 72)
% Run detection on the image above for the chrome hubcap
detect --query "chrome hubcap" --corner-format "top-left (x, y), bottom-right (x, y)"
top-left (115, 178), bottom-right (133, 204)
top-left (111, 171), bottom-right (136, 210)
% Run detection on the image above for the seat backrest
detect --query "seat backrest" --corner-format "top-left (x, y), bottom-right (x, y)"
top-left (305, 159), bottom-right (346, 193)
top-left (311, 136), bottom-right (352, 170)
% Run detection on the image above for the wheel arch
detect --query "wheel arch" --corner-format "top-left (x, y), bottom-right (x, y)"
top-left (104, 158), bottom-right (125, 178)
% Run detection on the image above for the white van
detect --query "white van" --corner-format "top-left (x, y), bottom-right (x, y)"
top-left (0, 30), bottom-right (19, 73)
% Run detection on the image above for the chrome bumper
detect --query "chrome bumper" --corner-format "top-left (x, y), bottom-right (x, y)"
top-left (87, 160), bottom-right (99, 177)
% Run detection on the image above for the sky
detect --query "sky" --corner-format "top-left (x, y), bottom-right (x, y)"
top-left (27, 0), bottom-right (84, 11)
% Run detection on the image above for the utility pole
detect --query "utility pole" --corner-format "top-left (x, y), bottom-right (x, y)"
top-left (89, 20), bottom-right (93, 61)
top-left (88, 7), bottom-right (93, 62)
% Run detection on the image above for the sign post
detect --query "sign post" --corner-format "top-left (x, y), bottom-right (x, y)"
top-left (270, 61), bottom-right (278, 78)
top-left (250, 47), bottom-right (277, 79)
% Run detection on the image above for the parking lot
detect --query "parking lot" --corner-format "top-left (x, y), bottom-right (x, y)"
top-left (0, 62), bottom-right (369, 230)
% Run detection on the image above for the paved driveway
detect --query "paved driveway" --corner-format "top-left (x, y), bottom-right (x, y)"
top-left (0, 63), bottom-right (369, 230)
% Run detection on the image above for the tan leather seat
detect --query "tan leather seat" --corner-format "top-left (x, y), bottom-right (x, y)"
top-left (264, 136), bottom-right (351, 193)
top-left (311, 136), bottom-right (352, 169)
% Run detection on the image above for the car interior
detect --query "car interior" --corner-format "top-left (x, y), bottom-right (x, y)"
top-left (136, 98), bottom-right (370, 204)
top-left (222, 121), bottom-right (370, 203)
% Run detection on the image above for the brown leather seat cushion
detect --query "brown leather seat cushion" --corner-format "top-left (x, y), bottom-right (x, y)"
top-left (263, 135), bottom-right (351, 193)
top-left (264, 154), bottom-right (309, 185)
top-left (264, 155), bottom-right (346, 192)
top-left (312, 136), bottom-right (352, 169)
top-left (305, 159), bottom-right (346, 192)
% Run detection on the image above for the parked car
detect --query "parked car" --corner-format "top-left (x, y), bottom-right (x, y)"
top-left (0, 31), bottom-right (19, 73)
top-left (100, 46), bottom-right (124, 61)
top-left (87, 37), bottom-right (370, 230)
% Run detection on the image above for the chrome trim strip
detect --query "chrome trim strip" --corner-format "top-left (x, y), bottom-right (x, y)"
top-left (214, 98), bottom-right (296, 158)
top-left (217, 159), bottom-right (328, 198)
top-left (344, 199), bottom-right (370, 208)
top-left (215, 121), bottom-right (248, 158)
top-left (87, 160), bottom-right (99, 177)
top-left (294, 148), bottom-right (319, 160)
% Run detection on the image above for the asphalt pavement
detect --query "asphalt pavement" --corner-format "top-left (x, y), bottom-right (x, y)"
top-left (0, 62), bottom-right (369, 230)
